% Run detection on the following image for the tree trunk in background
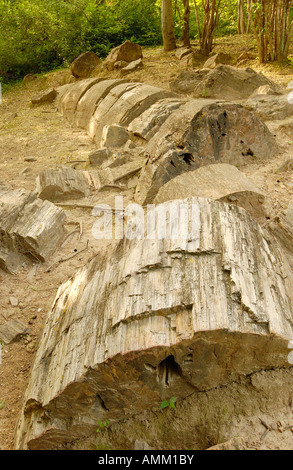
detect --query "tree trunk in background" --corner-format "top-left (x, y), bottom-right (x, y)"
top-left (182, 0), bottom-right (191, 47)
top-left (237, 0), bottom-right (246, 33)
top-left (194, 0), bottom-right (226, 55)
top-left (248, 0), bottom-right (293, 63)
top-left (161, 0), bottom-right (177, 51)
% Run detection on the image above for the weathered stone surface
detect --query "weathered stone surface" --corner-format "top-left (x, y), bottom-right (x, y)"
top-left (0, 248), bottom-right (25, 274)
top-left (73, 79), bottom-right (128, 130)
top-left (250, 84), bottom-right (280, 98)
top-left (203, 53), bottom-right (232, 69)
top-left (245, 94), bottom-right (293, 121)
top-left (175, 47), bottom-right (193, 61)
top-left (128, 97), bottom-right (184, 141)
top-left (170, 66), bottom-right (281, 100)
top-left (268, 200), bottom-right (293, 253)
top-left (88, 148), bottom-right (112, 167)
top-left (169, 70), bottom-right (209, 95)
top-left (195, 66), bottom-right (282, 100)
top-left (135, 101), bottom-right (278, 205)
top-left (114, 60), bottom-right (129, 69)
top-left (101, 125), bottom-right (129, 148)
top-left (30, 88), bottom-right (57, 106)
top-left (71, 52), bottom-right (101, 79)
top-left (0, 319), bottom-right (29, 345)
top-left (110, 155), bottom-right (146, 183)
top-left (15, 198), bottom-right (293, 449)
top-left (88, 83), bottom-right (174, 146)
top-left (207, 437), bottom-right (246, 451)
top-left (0, 188), bottom-right (66, 268)
top-left (120, 58), bottom-right (143, 75)
top-left (154, 163), bottom-right (267, 224)
top-left (58, 78), bottom-right (105, 123)
top-left (104, 40), bottom-right (143, 70)
top-left (56, 79), bottom-right (278, 204)
top-left (0, 180), bottom-right (12, 192)
top-left (57, 79), bottom-right (175, 146)
top-left (36, 167), bottom-right (101, 201)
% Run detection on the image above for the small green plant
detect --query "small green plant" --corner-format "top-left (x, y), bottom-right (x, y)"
top-left (160, 397), bottom-right (177, 410)
top-left (0, 400), bottom-right (5, 410)
top-left (96, 419), bottom-right (110, 433)
top-left (202, 90), bottom-right (208, 98)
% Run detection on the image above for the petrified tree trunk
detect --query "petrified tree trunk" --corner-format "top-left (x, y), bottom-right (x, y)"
top-left (15, 198), bottom-right (293, 450)
top-left (135, 101), bottom-right (278, 205)
top-left (153, 163), bottom-right (268, 224)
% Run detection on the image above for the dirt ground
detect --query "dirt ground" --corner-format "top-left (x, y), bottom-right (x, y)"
top-left (1, 35), bottom-right (293, 450)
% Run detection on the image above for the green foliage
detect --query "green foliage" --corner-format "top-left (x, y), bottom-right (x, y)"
top-left (0, 0), bottom-right (162, 83)
top-left (160, 397), bottom-right (177, 410)
top-left (96, 419), bottom-right (110, 433)
top-left (0, 400), bottom-right (5, 410)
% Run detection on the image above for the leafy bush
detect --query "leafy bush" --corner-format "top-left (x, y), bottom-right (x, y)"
top-left (0, 0), bottom-right (162, 82)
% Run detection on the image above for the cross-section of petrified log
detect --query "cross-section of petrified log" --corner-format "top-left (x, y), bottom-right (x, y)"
top-left (135, 101), bottom-right (278, 204)
top-left (55, 80), bottom-right (278, 205)
top-left (15, 198), bottom-right (293, 450)
top-left (153, 163), bottom-right (267, 224)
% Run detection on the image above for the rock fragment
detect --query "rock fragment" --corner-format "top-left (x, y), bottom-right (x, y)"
top-left (71, 52), bottom-right (101, 79)
top-left (0, 319), bottom-right (29, 345)
top-left (30, 88), bottom-right (57, 106)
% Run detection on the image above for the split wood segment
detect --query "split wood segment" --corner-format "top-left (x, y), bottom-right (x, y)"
top-left (15, 198), bottom-right (293, 449)
top-left (14, 77), bottom-right (292, 449)
top-left (0, 186), bottom-right (66, 272)
top-left (54, 77), bottom-right (278, 207)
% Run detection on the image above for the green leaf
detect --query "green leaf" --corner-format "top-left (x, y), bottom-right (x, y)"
top-left (160, 400), bottom-right (169, 409)
top-left (0, 400), bottom-right (5, 410)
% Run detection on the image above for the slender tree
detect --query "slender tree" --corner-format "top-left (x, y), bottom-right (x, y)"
top-left (182, 0), bottom-right (191, 47)
top-left (161, 0), bottom-right (177, 51)
top-left (193, 0), bottom-right (228, 55)
top-left (248, 0), bottom-right (293, 62)
top-left (237, 0), bottom-right (246, 33)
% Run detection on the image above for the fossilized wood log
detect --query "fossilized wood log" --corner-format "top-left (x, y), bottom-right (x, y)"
top-left (135, 101), bottom-right (278, 205)
top-left (153, 163), bottom-right (267, 224)
top-left (57, 79), bottom-right (174, 146)
top-left (268, 200), bottom-right (293, 254)
top-left (36, 167), bottom-right (101, 202)
top-left (245, 95), bottom-right (293, 121)
top-left (74, 79), bottom-right (128, 129)
top-left (0, 188), bottom-right (66, 270)
top-left (55, 79), bottom-right (278, 203)
top-left (15, 198), bottom-right (293, 449)
top-left (127, 97), bottom-right (184, 141)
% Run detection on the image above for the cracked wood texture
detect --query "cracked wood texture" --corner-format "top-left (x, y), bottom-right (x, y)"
top-left (55, 80), bottom-right (278, 204)
top-left (15, 198), bottom-right (293, 449)
top-left (0, 186), bottom-right (66, 271)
